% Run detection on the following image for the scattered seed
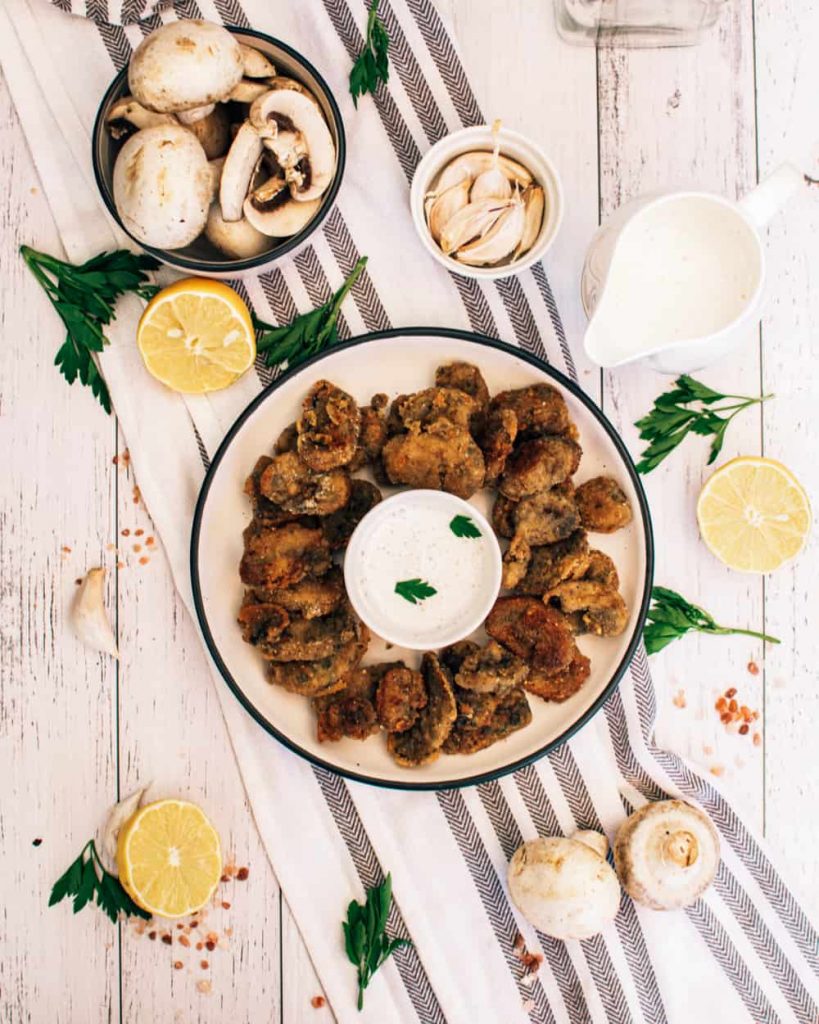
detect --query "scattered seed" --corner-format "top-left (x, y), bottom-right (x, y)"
top-left (715, 697), bottom-right (728, 712)
top-left (220, 874), bottom-right (229, 883)
top-left (122, 529), bottom-right (130, 537)
top-left (747, 661), bottom-right (759, 675)
top-left (139, 556), bottom-right (150, 565)
top-left (133, 544), bottom-right (142, 553)
top-left (221, 901), bottom-right (231, 910)
top-left (179, 936), bottom-right (190, 948)
top-left (174, 961), bottom-right (183, 970)
top-left (162, 934), bottom-right (173, 946)
top-left (112, 455), bottom-right (118, 465)
top-left (672, 689), bottom-right (687, 709)
top-left (201, 960), bottom-right (210, 970)
top-left (149, 931), bottom-right (157, 941)
top-left (725, 687), bottom-right (737, 698)
top-left (237, 867), bottom-right (249, 881)
top-left (32, 838), bottom-right (43, 847)
top-left (196, 980), bottom-right (212, 994)
top-left (133, 485), bottom-right (141, 505)
top-left (196, 942), bottom-right (203, 951)
top-left (205, 941), bottom-right (216, 952)
top-left (146, 536), bottom-right (155, 546)
top-left (728, 699), bottom-right (738, 713)
top-left (62, 545), bottom-right (72, 554)
top-left (710, 765), bottom-right (725, 777)
top-left (738, 724), bottom-right (749, 735)
top-left (190, 920), bottom-right (199, 929)
top-left (753, 732), bottom-right (762, 747)
top-left (135, 528), bottom-right (144, 537)
top-left (311, 996), bottom-right (326, 1009)
top-left (720, 713), bottom-right (732, 725)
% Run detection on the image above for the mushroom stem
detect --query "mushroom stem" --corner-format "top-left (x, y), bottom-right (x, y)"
top-left (663, 830), bottom-right (699, 868)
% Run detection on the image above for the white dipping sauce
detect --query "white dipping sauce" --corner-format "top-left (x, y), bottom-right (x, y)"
top-left (589, 195), bottom-right (762, 363)
top-left (343, 489), bottom-right (502, 650)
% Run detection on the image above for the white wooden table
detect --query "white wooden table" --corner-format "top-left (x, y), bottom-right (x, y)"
top-left (2, 1), bottom-right (817, 1020)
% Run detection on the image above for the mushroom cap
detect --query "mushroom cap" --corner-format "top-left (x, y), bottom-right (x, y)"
top-left (113, 124), bottom-right (211, 249)
top-left (219, 121), bottom-right (264, 223)
top-left (614, 800), bottom-right (720, 910)
top-left (128, 20), bottom-right (243, 114)
top-left (183, 103), bottom-right (231, 160)
top-left (508, 836), bottom-right (620, 940)
top-left (205, 203), bottom-right (269, 259)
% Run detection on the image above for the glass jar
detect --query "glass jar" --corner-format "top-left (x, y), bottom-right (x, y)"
top-left (555, 0), bottom-right (727, 47)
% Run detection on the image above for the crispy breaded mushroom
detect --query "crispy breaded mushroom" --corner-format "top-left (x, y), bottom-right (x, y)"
top-left (499, 436), bottom-right (581, 500)
top-left (297, 380), bottom-right (361, 471)
top-left (259, 451), bottom-right (351, 516)
top-left (575, 476), bottom-right (633, 533)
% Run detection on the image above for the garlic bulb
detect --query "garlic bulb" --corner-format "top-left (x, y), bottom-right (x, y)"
top-left (72, 568), bottom-right (118, 657)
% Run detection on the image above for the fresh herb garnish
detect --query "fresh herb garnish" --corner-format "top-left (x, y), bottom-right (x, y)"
top-left (394, 578), bottom-right (437, 605)
top-left (635, 375), bottom-right (773, 475)
top-left (449, 514), bottom-right (482, 539)
top-left (254, 256), bottom-right (368, 371)
top-left (349, 0), bottom-right (390, 107)
top-left (643, 586), bottom-right (780, 655)
top-left (49, 839), bottom-right (150, 924)
top-left (342, 873), bottom-right (411, 1010)
top-left (20, 246), bottom-right (159, 414)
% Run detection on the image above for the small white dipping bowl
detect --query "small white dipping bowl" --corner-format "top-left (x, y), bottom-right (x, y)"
top-left (410, 124), bottom-right (564, 280)
top-left (344, 489), bottom-right (502, 651)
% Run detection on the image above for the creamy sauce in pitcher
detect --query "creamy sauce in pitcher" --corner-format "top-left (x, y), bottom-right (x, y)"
top-left (587, 195), bottom-right (762, 365)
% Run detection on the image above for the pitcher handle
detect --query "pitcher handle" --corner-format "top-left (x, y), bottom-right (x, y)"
top-left (738, 162), bottom-right (803, 228)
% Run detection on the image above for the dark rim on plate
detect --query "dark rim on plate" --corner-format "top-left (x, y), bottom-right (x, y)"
top-left (91, 27), bottom-right (347, 274)
top-left (190, 328), bottom-right (655, 791)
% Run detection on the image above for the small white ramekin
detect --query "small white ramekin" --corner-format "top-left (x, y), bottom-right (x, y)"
top-left (409, 124), bottom-right (564, 281)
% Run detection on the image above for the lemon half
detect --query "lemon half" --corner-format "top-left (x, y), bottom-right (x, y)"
top-left (697, 456), bottom-right (811, 573)
top-left (137, 278), bottom-right (255, 393)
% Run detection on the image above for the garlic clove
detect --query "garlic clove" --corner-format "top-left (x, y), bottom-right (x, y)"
top-left (72, 568), bottom-right (118, 657)
top-left (426, 179), bottom-right (470, 244)
top-left (436, 150), bottom-right (532, 193)
top-left (471, 167), bottom-right (512, 203)
top-left (514, 185), bottom-right (545, 260)
top-left (456, 198), bottom-right (526, 266)
top-left (439, 198), bottom-right (512, 256)
top-left (101, 785), bottom-right (151, 869)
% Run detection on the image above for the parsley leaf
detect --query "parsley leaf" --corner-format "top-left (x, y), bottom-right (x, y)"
top-left (349, 0), bottom-right (390, 107)
top-left (254, 257), bottom-right (368, 371)
top-left (634, 375), bottom-right (773, 474)
top-left (49, 839), bottom-right (151, 924)
top-left (449, 514), bottom-right (482, 539)
top-left (394, 578), bottom-right (437, 605)
top-left (342, 874), bottom-right (411, 1010)
top-left (21, 246), bottom-right (159, 414)
top-left (643, 586), bottom-right (780, 655)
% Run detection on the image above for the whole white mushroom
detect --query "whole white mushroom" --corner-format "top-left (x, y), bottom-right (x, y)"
top-left (113, 124), bottom-right (211, 249)
top-left (128, 20), bottom-right (243, 114)
top-left (614, 800), bottom-right (719, 910)
top-left (507, 833), bottom-right (620, 940)
top-left (205, 203), bottom-right (269, 260)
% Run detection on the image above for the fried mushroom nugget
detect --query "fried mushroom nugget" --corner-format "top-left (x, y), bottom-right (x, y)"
top-left (481, 407), bottom-right (517, 484)
top-left (490, 383), bottom-right (572, 439)
top-left (313, 664), bottom-right (387, 743)
top-left (455, 640), bottom-right (529, 693)
top-left (575, 476), bottom-right (633, 533)
top-left (237, 595), bottom-right (290, 654)
top-left (244, 456), bottom-right (302, 525)
top-left (584, 550), bottom-right (619, 589)
top-left (259, 602), bottom-right (358, 662)
top-left (267, 623), bottom-right (370, 697)
top-left (525, 648), bottom-right (591, 703)
top-left (381, 418), bottom-right (485, 499)
top-left (513, 485), bottom-right (580, 546)
top-left (514, 530), bottom-right (590, 595)
top-left (375, 664), bottom-right (427, 733)
top-left (240, 521), bottom-right (331, 589)
top-left (392, 387), bottom-right (479, 433)
top-left (486, 597), bottom-right (574, 675)
top-left (322, 479), bottom-right (382, 550)
top-left (545, 581), bottom-right (629, 637)
top-left (348, 394), bottom-right (389, 471)
top-left (297, 380), bottom-right (360, 471)
top-left (499, 436), bottom-right (582, 500)
top-left (442, 687), bottom-right (532, 755)
top-left (492, 494), bottom-right (518, 538)
top-left (259, 451), bottom-right (351, 516)
top-left (387, 653), bottom-right (457, 767)
top-left (501, 536), bottom-right (532, 590)
top-left (252, 567), bottom-right (344, 619)
top-left (434, 363), bottom-right (489, 432)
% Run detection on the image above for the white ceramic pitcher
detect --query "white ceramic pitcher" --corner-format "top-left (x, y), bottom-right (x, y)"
top-left (581, 163), bottom-right (803, 373)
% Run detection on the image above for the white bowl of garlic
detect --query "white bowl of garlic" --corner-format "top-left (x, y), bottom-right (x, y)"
top-left (410, 122), bottom-right (563, 279)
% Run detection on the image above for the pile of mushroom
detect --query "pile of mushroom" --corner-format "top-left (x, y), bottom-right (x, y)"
top-left (424, 120), bottom-right (545, 268)
top-left (109, 19), bottom-right (337, 258)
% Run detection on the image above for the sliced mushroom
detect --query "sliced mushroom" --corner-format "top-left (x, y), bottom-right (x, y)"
top-left (206, 203), bottom-right (270, 259)
top-left (176, 103), bottom-right (216, 125)
top-left (436, 149), bottom-right (532, 193)
top-left (226, 78), bottom-right (275, 104)
top-left (267, 76), bottom-right (320, 105)
top-left (220, 121), bottom-right (263, 222)
top-left (128, 20), bottom-right (244, 114)
top-left (207, 157), bottom-right (225, 200)
top-left (113, 124), bottom-right (211, 248)
top-left (183, 103), bottom-right (231, 159)
top-left (244, 191), bottom-right (321, 237)
top-left (240, 43), bottom-right (277, 78)
top-left (614, 800), bottom-right (720, 910)
top-left (250, 90), bottom-right (335, 201)
top-left (106, 96), bottom-right (178, 139)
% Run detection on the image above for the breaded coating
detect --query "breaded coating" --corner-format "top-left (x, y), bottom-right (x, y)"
top-left (512, 484), bottom-right (580, 546)
top-left (492, 493), bottom-right (518, 538)
top-left (313, 664), bottom-right (388, 743)
top-left (387, 653), bottom-right (457, 767)
top-left (490, 383), bottom-right (572, 439)
top-left (267, 623), bottom-right (370, 697)
top-left (252, 567), bottom-right (345, 619)
top-left (322, 479), bottom-right (382, 550)
top-left (454, 640), bottom-right (529, 693)
top-left (481, 407), bottom-right (518, 484)
top-left (501, 536), bottom-right (532, 590)
top-left (525, 648), bottom-right (591, 702)
top-left (442, 686), bottom-right (532, 755)
top-left (240, 520), bottom-right (331, 589)
top-left (514, 530), bottom-right (590, 595)
top-left (375, 664), bottom-right (428, 732)
top-left (434, 362), bottom-right (489, 432)
top-left (348, 393), bottom-right (389, 471)
top-left (275, 422), bottom-right (298, 453)
top-left (297, 380), bottom-right (360, 471)
top-left (545, 581), bottom-right (629, 637)
top-left (237, 595), bottom-right (290, 653)
top-left (584, 550), bottom-right (620, 589)
top-left (575, 476), bottom-right (633, 533)
top-left (439, 640), bottom-right (480, 678)
top-left (499, 436), bottom-right (582, 500)
top-left (381, 418), bottom-right (485, 499)
top-left (392, 387), bottom-right (479, 433)
top-left (485, 596), bottom-right (575, 675)
top-left (244, 456), bottom-right (302, 525)
top-left (257, 602), bottom-right (358, 662)
top-left (259, 451), bottom-right (351, 516)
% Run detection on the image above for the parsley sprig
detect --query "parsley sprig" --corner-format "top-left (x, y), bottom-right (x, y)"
top-left (21, 245), bottom-right (159, 414)
top-left (342, 874), bottom-right (411, 1010)
top-left (635, 375), bottom-right (772, 475)
top-left (253, 256), bottom-right (368, 371)
top-left (449, 514), bottom-right (482, 539)
top-left (349, 0), bottom-right (390, 107)
top-left (643, 586), bottom-right (780, 655)
top-left (49, 838), bottom-right (150, 924)
top-left (395, 578), bottom-right (437, 604)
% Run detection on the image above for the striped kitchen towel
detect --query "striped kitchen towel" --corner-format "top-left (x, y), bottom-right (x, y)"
top-left (1, 0), bottom-right (817, 1021)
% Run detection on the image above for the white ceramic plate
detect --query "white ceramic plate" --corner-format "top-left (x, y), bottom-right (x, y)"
top-left (191, 329), bottom-right (654, 789)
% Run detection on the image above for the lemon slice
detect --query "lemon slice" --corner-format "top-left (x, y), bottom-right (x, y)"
top-left (137, 278), bottom-right (255, 393)
top-left (117, 799), bottom-right (222, 918)
top-left (697, 456), bottom-right (811, 573)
